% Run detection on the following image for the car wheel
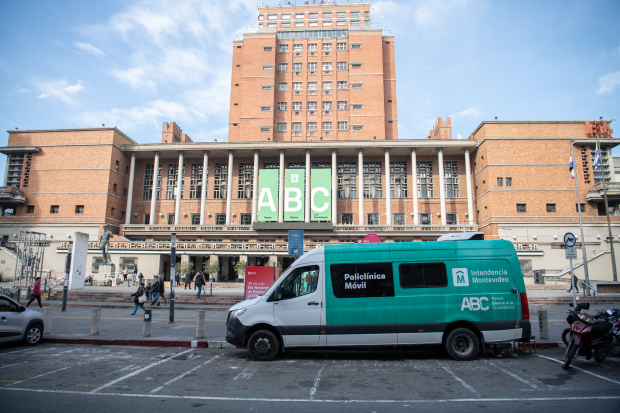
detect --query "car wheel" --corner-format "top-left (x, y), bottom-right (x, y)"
top-left (247, 329), bottom-right (280, 361)
top-left (444, 328), bottom-right (479, 361)
top-left (23, 324), bottom-right (43, 346)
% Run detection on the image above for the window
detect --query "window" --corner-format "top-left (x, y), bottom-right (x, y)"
top-left (293, 82), bottom-right (302, 91)
top-left (292, 122), bottom-right (302, 131)
top-left (289, 102), bottom-right (301, 111)
top-left (293, 62), bottom-right (302, 72)
top-left (216, 214), bottom-right (225, 225)
top-left (338, 121), bottom-right (348, 130)
top-left (278, 63), bottom-right (288, 72)
top-left (497, 178), bottom-right (503, 187)
top-left (323, 43), bottom-right (332, 51)
top-left (295, 13), bottom-right (304, 19)
top-left (295, 22), bottom-right (304, 27)
top-left (278, 265), bottom-right (319, 300)
top-left (262, 86), bottom-right (272, 91)
top-left (312, 161), bottom-right (332, 169)
top-left (261, 127), bottom-right (270, 133)
top-left (391, 162), bottom-right (408, 198)
top-left (399, 263), bottom-right (447, 288)
top-left (237, 163), bottom-right (253, 199)
top-left (261, 106), bottom-right (271, 111)
top-left (363, 162), bottom-right (382, 198)
top-left (167, 213), bottom-right (174, 224)
top-left (50, 205), bottom-right (59, 214)
top-left (591, 144), bottom-right (611, 185)
top-left (547, 204), bottom-right (556, 213)
top-left (351, 83), bottom-right (362, 89)
top-left (294, 44), bottom-right (302, 52)
top-left (166, 164), bottom-right (185, 199)
top-left (444, 161), bottom-right (459, 197)
top-left (352, 104), bottom-right (362, 110)
top-left (263, 162), bottom-right (279, 169)
top-left (506, 177), bottom-right (512, 187)
top-left (278, 82), bottom-right (287, 91)
top-left (337, 42), bottom-right (347, 50)
top-left (337, 61), bottom-right (347, 70)
top-left (322, 81), bottom-right (332, 90)
top-left (330, 262), bottom-right (394, 299)
top-left (352, 125), bottom-right (363, 131)
top-left (323, 62), bottom-right (332, 71)
top-left (277, 122), bottom-right (287, 132)
top-left (446, 213), bottom-right (458, 225)
top-left (279, 44), bottom-right (288, 53)
top-left (307, 122), bottom-right (317, 131)
top-left (113, 183), bottom-right (117, 193)
top-left (351, 43), bottom-right (361, 49)
top-left (111, 207), bottom-right (116, 217)
top-left (322, 101), bottom-right (332, 110)
top-left (268, 14), bottom-right (277, 20)
top-left (393, 213), bottom-right (405, 225)
top-left (517, 204), bottom-right (526, 213)
top-left (307, 81), bottom-right (317, 90)
top-left (214, 163), bottom-right (228, 199)
top-left (282, 14), bottom-right (290, 20)
top-left (75, 205), bottom-right (84, 214)
top-left (323, 12), bottom-right (332, 18)
top-left (341, 213), bottom-right (354, 224)
top-left (191, 214), bottom-right (200, 225)
top-left (307, 101), bottom-right (317, 110)
top-left (338, 101), bottom-right (347, 110)
top-left (26, 205), bottom-right (34, 213)
top-left (190, 163), bottom-right (205, 199)
top-left (576, 203), bottom-right (585, 213)
top-left (419, 213), bottom-right (431, 225)
top-left (309, 13), bottom-right (318, 19)
top-left (144, 213), bottom-right (150, 224)
top-left (240, 213), bottom-right (251, 225)
top-left (417, 161), bottom-right (433, 198)
top-left (263, 65), bottom-right (272, 71)
top-left (337, 81), bottom-right (347, 90)
top-left (337, 21), bottom-right (346, 26)
top-left (351, 63), bottom-right (361, 69)
top-left (367, 213), bottom-right (379, 225)
top-left (338, 162), bottom-right (357, 198)
top-left (282, 23), bottom-right (290, 28)
top-left (308, 43), bottom-right (317, 52)
top-left (142, 164), bottom-right (160, 199)
top-left (263, 46), bottom-right (272, 51)
top-left (322, 121), bottom-right (332, 131)
top-left (351, 12), bottom-right (360, 18)
top-left (278, 102), bottom-right (287, 111)
top-left (308, 62), bottom-right (317, 71)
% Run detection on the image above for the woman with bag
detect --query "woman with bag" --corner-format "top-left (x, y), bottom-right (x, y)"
top-left (130, 282), bottom-right (147, 315)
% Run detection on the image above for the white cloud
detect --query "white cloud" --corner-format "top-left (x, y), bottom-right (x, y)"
top-left (373, 0), bottom-right (478, 30)
top-left (453, 107), bottom-right (480, 117)
top-left (32, 79), bottom-right (85, 106)
top-left (597, 71), bottom-right (620, 94)
top-left (73, 42), bottom-right (105, 56)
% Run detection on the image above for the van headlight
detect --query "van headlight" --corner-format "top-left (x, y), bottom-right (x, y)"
top-left (229, 308), bottom-right (247, 319)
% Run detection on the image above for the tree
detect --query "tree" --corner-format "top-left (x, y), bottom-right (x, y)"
top-left (203, 260), bottom-right (220, 280)
top-left (234, 260), bottom-right (247, 278)
top-left (263, 259), bottom-right (283, 275)
top-left (176, 260), bottom-right (194, 277)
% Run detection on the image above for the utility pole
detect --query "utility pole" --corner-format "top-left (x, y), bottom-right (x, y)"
top-left (596, 128), bottom-right (617, 281)
top-left (62, 251), bottom-right (71, 312)
top-left (571, 144), bottom-right (591, 295)
top-left (169, 233), bottom-right (176, 323)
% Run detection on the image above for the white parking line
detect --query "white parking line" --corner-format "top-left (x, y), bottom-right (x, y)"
top-left (150, 355), bottom-right (220, 394)
top-left (0, 363), bottom-right (22, 369)
top-left (441, 365), bottom-right (480, 398)
top-left (233, 368), bottom-right (255, 381)
top-left (536, 355), bottom-right (620, 385)
top-left (309, 363), bottom-right (325, 401)
top-left (487, 361), bottom-right (540, 390)
top-left (4, 366), bottom-right (73, 387)
top-left (90, 349), bottom-right (193, 394)
top-left (0, 347), bottom-right (56, 357)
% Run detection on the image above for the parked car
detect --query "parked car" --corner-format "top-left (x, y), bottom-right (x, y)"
top-left (0, 294), bottom-right (44, 345)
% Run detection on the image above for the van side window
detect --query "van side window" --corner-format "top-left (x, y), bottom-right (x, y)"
top-left (279, 265), bottom-right (319, 300)
top-left (399, 263), bottom-right (447, 288)
top-left (330, 262), bottom-right (394, 298)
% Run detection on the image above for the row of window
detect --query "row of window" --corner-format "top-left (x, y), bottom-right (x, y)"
top-left (517, 203), bottom-right (587, 213)
top-left (273, 121), bottom-right (350, 132)
top-left (26, 204), bottom-right (125, 219)
top-left (261, 11), bottom-right (366, 20)
top-left (497, 177), bottom-right (512, 187)
top-left (275, 62), bottom-right (350, 71)
top-left (263, 21), bottom-right (367, 29)
top-left (266, 80), bottom-right (362, 92)
top-left (272, 43), bottom-right (356, 53)
top-left (268, 101), bottom-right (355, 111)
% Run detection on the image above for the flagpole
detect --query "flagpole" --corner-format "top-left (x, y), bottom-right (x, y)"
top-left (571, 143), bottom-right (592, 295)
top-left (595, 132), bottom-right (618, 281)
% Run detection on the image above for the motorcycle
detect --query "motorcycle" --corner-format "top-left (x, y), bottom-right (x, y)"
top-left (607, 308), bottom-right (620, 357)
top-left (562, 303), bottom-right (611, 346)
top-left (564, 302), bottom-right (615, 370)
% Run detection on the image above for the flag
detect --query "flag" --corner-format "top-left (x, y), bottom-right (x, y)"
top-left (569, 153), bottom-right (575, 179)
top-left (593, 141), bottom-right (601, 170)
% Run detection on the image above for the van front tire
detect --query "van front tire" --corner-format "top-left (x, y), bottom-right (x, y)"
top-left (248, 329), bottom-right (280, 361)
top-left (444, 328), bottom-right (479, 361)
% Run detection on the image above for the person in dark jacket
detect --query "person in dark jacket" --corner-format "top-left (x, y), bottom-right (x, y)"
top-left (184, 272), bottom-right (191, 289)
top-left (175, 271), bottom-right (180, 287)
top-left (195, 271), bottom-right (206, 299)
top-left (130, 283), bottom-right (147, 315)
top-left (567, 272), bottom-right (580, 293)
top-left (26, 277), bottom-right (43, 309)
top-left (150, 275), bottom-right (160, 305)
top-left (158, 277), bottom-right (168, 305)
top-left (145, 282), bottom-right (152, 300)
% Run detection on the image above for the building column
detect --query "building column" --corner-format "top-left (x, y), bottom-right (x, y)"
top-left (174, 151), bottom-right (184, 225)
top-left (384, 149), bottom-right (391, 226)
top-left (238, 255), bottom-right (248, 280)
top-left (438, 148), bottom-right (447, 226)
top-left (149, 152), bottom-right (160, 225)
top-left (199, 151), bottom-right (208, 225)
top-left (125, 153), bottom-right (136, 225)
top-left (225, 150), bottom-right (234, 225)
top-left (358, 148), bottom-right (364, 225)
top-left (411, 149), bottom-right (419, 225)
top-left (305, 149), bottom-right (311, 223)
top-left (278, 149), bottom-right (285, 223)
top-left (332, 149), bottom-right (337, 225)
top-left (465, 149), bottom-right (474, 225)
top-left (252, 150), bottom-right (259, 223)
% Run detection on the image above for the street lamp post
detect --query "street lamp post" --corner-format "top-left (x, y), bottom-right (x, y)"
top-left (596, 121), bottom-right (617, 281)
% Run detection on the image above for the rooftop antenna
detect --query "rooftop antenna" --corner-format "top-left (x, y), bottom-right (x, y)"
top-left (494, 116), bottom-right (498, 120)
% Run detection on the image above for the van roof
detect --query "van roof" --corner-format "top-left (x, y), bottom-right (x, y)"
top-left (324, 239), bottom-right (514, 254)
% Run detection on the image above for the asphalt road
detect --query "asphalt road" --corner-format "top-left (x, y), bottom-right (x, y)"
top-left (1, 343), bottom-right (619, 412)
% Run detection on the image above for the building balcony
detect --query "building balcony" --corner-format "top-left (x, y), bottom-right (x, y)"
top-left (585, 182), bottom-right (620, 202)
top-left (0, 186), bottom-right (26, 205)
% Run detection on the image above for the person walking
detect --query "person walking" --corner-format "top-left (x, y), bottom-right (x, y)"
top-left (175, 271), bottom-right (180, 287)
top-left (133, 266), bottom-right (138, 284)
top-left (130, 282), bottom-right (147, 315)
top-left (195, 271), bottom-right (206, 299)
top-left (158, 276), bottom-right (168, 305)
top-left (145, 282), bottom-right (152, 300)
top-left (184, 271), bottom-right (191, 290)
top-left (123, 266), bottom-right (128, 283)
top-left (138, 272), bottom-right (144, 285)
top-left (567, 272), bottom-right (580, 293)
top-left (150, 275), bottom-right (160, 305)
top-left (26, 277), bottom-right (43, 309)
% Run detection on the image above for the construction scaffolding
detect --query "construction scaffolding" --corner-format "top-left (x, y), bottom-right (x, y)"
top-left (13, 231), bottom-right (46, 288)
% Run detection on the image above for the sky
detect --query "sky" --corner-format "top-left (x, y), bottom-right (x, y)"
top-left (1, 0), bottom-right (619, 180)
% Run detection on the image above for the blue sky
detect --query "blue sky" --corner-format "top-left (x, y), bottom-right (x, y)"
top-left (1, 0), bottom-right (619, 180)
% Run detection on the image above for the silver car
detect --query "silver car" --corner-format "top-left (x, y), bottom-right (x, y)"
top-left (0, 294), bottom-right (44, 345)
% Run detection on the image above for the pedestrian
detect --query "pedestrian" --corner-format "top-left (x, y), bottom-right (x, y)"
top-left (184, 271), bottom-right (191, 289)
top-left (130, 282), bottom-right (147, 315)
top-left (158, 276), bottom-right (168, 305)
top-left (26, 277), bottom-right (43, 309)
top-left (151, 275), bottom-right (160, 305)
top-left (123, 266), bottom-right (128, 283)
top-left (145, 282), bottom-right (152, 300)
top-left (567, 272), bottom-right (580, 293)
top-left (195, 271), bottom-right (206, 299)
top-left (138, 272), bottom-right (144, 285)
top-left (192, 272), bottom-right (197, 290)
top-left (133, 266), bottom-right (138, 283)
top-left (175, 271), bottom-right (180, 287)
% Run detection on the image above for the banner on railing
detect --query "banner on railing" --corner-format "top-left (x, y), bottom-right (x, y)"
top-left (284, 169), bottom-right (304, 221)
top-left (311, 169), bottom-right (331, 221)
top-left (258, 169), bottom-right (279, 221)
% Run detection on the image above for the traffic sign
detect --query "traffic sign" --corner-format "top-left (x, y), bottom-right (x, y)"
top-left (564, 232), bottom-right (577, 248)
top-left (565, 249), bottom-right (577, 259)
top-left (288, 230), bottom-right (304, 256)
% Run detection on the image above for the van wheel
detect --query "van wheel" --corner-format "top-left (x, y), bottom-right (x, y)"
top-left (23, 324), bottom-right (43, 346)
top-left (248, 330), bottom-right (280, 361)
top-left (444, 328), bottom-right (479, 361)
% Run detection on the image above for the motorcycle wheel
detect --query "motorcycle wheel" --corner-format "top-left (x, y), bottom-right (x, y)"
top-left (594, 339), bottom-right (610, 363)
top-left (562, 330), bottom-right (570, 346)
top-left (564, 341), bottom-right (578, 370)
top-left (610, 337), bottom-right (620, 357)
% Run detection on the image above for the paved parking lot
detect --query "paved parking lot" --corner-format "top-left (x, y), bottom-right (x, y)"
top-left (1, 343), bottom-right (619, 412)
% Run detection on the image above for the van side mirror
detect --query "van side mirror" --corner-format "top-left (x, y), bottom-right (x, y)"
top-left (274, 285), bottom-right (282, 301)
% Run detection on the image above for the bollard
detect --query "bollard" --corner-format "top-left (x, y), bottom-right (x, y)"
top-left (91, 308), bottom-right (101, 335)
top-left (538, 310), bottom-right (549, 340)
top-left (143, 309), bottom-right (152, 337)
top-left (43, 307), bottom-right (53, 334)
top-left (530, 304), bottom-right (542, 316)
top-left (196, 310), bottom-right (205, 338)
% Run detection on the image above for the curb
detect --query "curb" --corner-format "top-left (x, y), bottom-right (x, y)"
top-left (41, 337), bottom-right (236, 349)
top-left (41, 303), bottom-right (230, 311)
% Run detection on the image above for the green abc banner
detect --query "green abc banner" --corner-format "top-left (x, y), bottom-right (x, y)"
top-left (257, 169), bottom-right (279, 221)
top-left (311, 169), bottom-right (331, 221)
top-left (284, 169), bottom-right (305, 221)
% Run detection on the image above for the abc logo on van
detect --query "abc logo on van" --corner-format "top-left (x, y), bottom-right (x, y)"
top-left (452, 268), bottom-right (469, 286)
